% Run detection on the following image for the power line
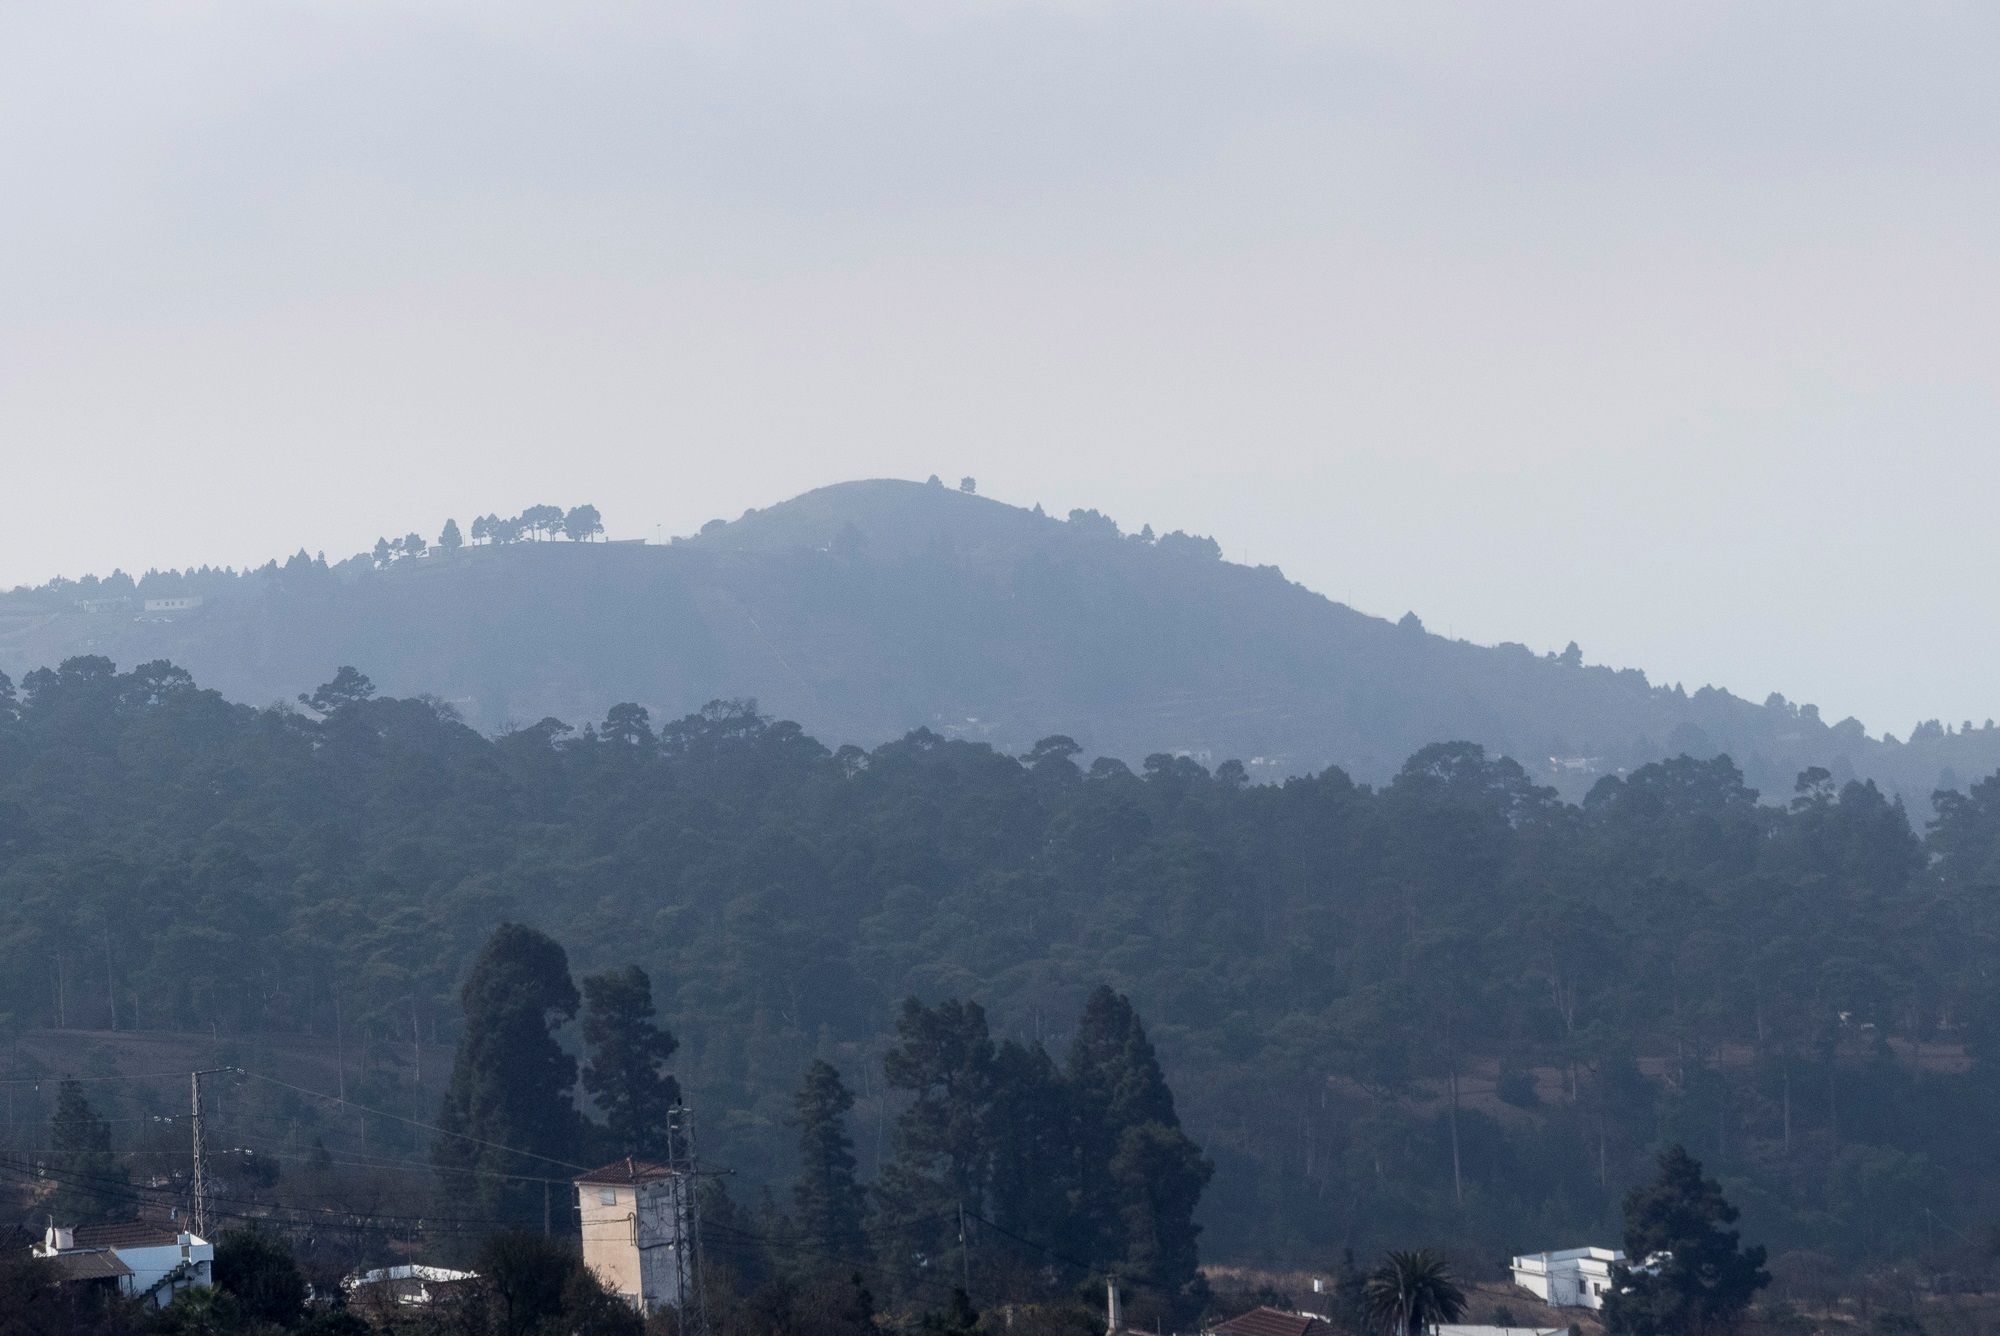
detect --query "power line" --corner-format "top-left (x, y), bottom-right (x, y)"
top-left (8, 1150), bottom-right (1103, 1307)
top-left (0, 1156), bottom-right (631, 1241)
top-left (700, 1218), bottom-right (965, 1305)
top-left (965, 1209), bottom-right (1098, 1275)
top-left (235, 1070), bottom-right (590, 1172)
top-left (0, 1070), bottom-right (195, 1086)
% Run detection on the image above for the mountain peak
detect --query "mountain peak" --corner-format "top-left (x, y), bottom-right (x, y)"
top-left (1, 477), bottom-right (1992, 807)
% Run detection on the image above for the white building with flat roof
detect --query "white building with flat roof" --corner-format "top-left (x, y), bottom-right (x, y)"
top-left (1510, 1246), bottom-right (1624, 1310)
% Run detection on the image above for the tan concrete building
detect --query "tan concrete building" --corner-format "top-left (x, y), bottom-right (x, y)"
top-left (575, 1157), bottom-right (692, 1314)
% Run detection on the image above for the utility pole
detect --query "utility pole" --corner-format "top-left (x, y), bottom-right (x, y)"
top-left (103, 927), bottom-right (118, 1032)
top-left (668, 1106), bottom-right (712, 1336)
top-left (958, 1200), bottom-right (971, 1294)
top-left (190, 1067), bottom-right (235, 1237)
top-left (332, 991), bottom-right (346, 1102)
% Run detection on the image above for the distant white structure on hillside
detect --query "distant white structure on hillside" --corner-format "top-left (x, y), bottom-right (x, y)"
top-left (345, 1264), bottom-right (477, 1308)
top-left (142, 596), bottom-right (203, 615)
top-left (1510, 1246), bottom-right (1624, 1310)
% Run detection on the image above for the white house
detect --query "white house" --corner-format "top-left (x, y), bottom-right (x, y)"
top-left (345, 1263), bottom-right (478, 1308)
top-left (142, 596), bottom-right (203, 615)
top-left (37, 1222), bottom-right (212, 1307)
top-left (1510, 1246), bottom-right (1624, 1310)
top-left (575, 1157), bottom-right (692, 1315)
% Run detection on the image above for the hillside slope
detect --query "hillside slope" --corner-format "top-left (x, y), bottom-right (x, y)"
top-left (0, 478), bottom-right (1991, 800)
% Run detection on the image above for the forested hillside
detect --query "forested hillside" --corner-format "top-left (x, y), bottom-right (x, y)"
top-left (3, 656), bottom-right (1999, 1273)
top-left (2, 478), bottom-right (1996, 803)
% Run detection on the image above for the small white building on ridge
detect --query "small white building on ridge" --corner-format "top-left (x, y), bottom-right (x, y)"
top-left (1510, 1246), bottom-right (1624, 1310)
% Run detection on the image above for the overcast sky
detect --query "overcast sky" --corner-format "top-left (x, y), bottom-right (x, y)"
top-left (3, 3), bottom-right (1995, 735)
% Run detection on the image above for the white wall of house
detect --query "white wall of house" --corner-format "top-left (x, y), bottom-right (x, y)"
top-left (578, 1173), bottom-right (690, 1314)
top-left (118, 1235), bottom-right (213, 1307)
top-left (1510, 1246), bottom-right (1623, 1311)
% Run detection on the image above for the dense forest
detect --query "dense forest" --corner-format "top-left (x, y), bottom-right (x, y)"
top-left (3, 655), bottom-right (2000, 1288)
top-left (5, 479), bottom-right (1999, 805)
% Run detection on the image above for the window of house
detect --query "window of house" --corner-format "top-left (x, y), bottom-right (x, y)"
top-left (599, 1189), bottom-right (617, 1205)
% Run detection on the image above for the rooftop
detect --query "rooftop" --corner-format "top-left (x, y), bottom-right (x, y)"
top-left (350, 1264), bottom-right (479, 1286)
top-left (1209, 1306), bottom-right (1333, 1336)
top-left (1513, 1246), bottom-right (1623, 1266)
top-left (574, 1156), bottom-right (680, 1186)
top-left (72, 1221), bottom-right (194, 1250)
top-left (44, 1250), bottom-right (134, 1283)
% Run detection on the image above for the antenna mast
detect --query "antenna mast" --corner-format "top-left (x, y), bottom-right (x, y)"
top-left (669, 1105), bottom-right (712, 1336)
top-left (189, 1067), bottom-right (234, 1237)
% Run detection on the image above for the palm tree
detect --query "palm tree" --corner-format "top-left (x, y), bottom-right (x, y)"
top-left (1363, 1250), bottom-right (1467, 1336)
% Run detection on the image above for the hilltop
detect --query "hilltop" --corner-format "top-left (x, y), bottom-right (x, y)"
top-left (1, 477), bottom-right (1992, 801)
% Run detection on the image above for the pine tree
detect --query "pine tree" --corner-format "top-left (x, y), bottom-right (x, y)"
top-left (1604, 1145), bottom-right (1769, 1335)
top-left (438, 518), bottom-right (464, 554)
top-left (48, 1078), bottom-right (128, 1224)
top-left (876, 998), bottom-right (996, 1274)
top-left (579, 965), bottom-right (679, 1158)
top-left (434, 924), bottom-right (582, 1225)
top-left (985, 1040), bottom-right (1077, 1261)
top-left (789, 1060), bottom-right (869, 1266)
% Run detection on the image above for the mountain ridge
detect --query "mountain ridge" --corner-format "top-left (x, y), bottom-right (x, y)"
top-left (1, 476), bottom-right (1992, 804)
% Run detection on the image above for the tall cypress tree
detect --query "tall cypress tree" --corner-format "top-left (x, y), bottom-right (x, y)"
top-left (1066, 986), bottom-right (1210, 1297)
top-left (48, 1078), bottom-right (127, 1224)
top-left (580, 964), bottom-right (679, 1158)
top-left (1069, 986), bottom-right (1178, 1133)
top-left (434, 924), bottom-right (582, 1226)
top-left (789, 1060), bottom-right (869, 1266)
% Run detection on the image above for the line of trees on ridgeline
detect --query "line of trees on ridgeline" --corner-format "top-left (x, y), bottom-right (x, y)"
top-left (468, 504), bottom-right (603, 547)
top-left (370, 504), bottom-right (605, 567)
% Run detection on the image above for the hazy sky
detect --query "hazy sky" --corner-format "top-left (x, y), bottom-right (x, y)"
top-left (3, 3), bottom-right (1995, 736)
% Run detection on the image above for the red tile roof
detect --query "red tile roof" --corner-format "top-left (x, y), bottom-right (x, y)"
top-left (574, 1156), bottom-right (679, 1185)
top-left (1210, 1307), bottom-right (1331, 1336)
top-left (72, 1221), bottom-right (188, 1249)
